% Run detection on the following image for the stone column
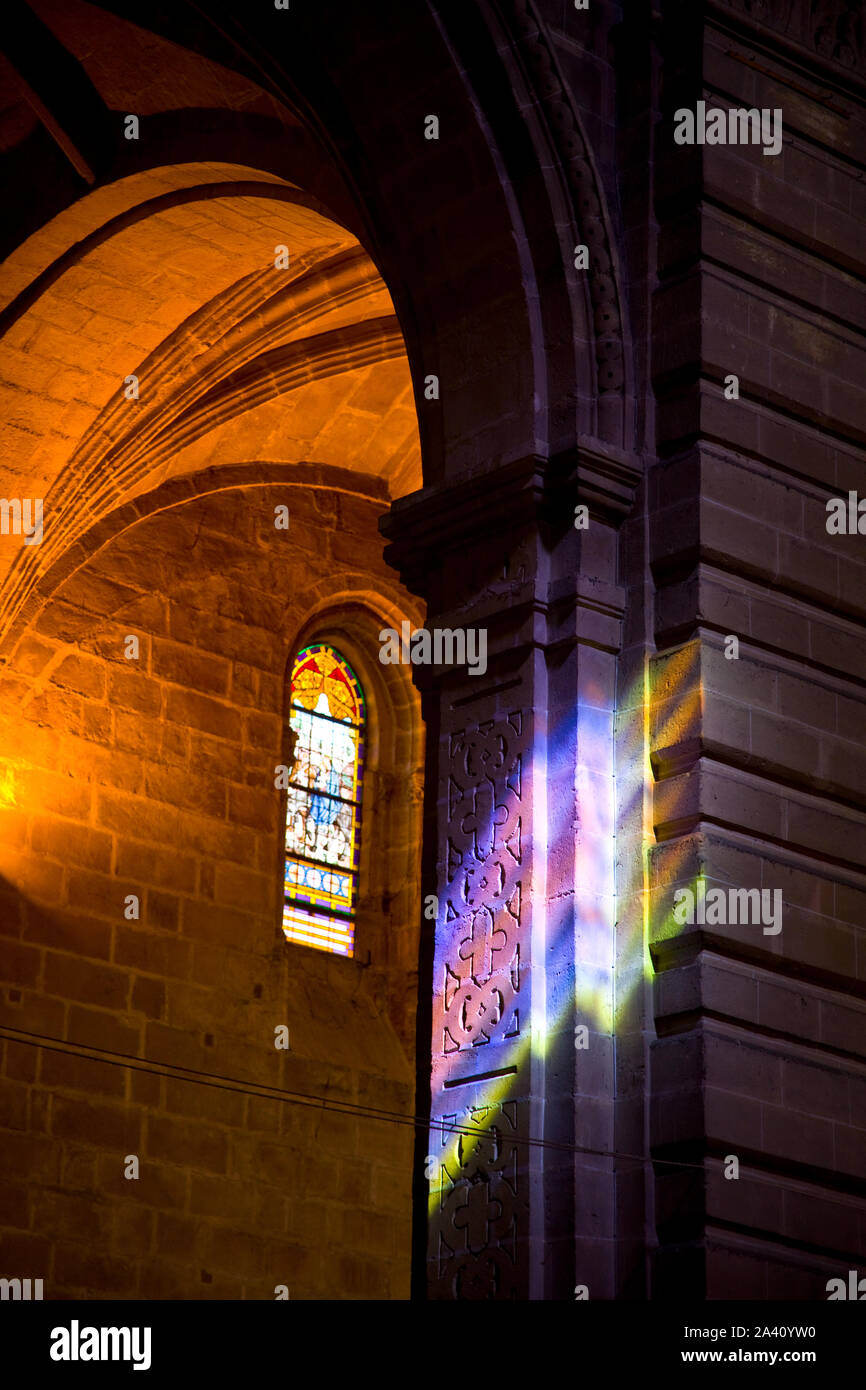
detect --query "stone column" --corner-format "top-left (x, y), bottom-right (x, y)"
top-left (383, 443), bottom-right (638, 1300)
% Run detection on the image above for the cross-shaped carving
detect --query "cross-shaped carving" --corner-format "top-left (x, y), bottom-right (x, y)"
top-left (458, 906), bottom-right (507, 986)
top-left (453, 1176), bottom-right (502, 1254)
top-left (459, 983), bottom-right (503, 1044)
top-left (458, 1119), bottom-right (503, 1171)
top-left (460, 779), bottom-right (508, 863)
top-left (461, 728), bottom-right (507, 783)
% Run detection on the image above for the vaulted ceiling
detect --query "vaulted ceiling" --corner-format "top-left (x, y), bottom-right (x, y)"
top-left (0, 1), bottom-right (422, 647)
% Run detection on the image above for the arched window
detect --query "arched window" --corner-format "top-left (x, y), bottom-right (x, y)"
top-left (282, 643), bottom-right (365, 957)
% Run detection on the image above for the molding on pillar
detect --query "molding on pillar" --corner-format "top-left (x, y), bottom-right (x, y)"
top-left (381, 440), bottom-right (641, 597)
top-left (501, 0), bottom-right (631, 407)
top-left (569, 434), bottom-right (644, 521)
top-left (381, 453), bottom-right (548, 587)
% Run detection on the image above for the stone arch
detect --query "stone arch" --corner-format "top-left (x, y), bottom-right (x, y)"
top-left (0, 456), bottom-right (425, 1298)
top-left (495, 0), bottom-right (633, 443)
top-left (2, 0), bottom-right (633, 485)
top-left (0, 462), bottom-right (420, 660)
top-left (0, 469), bottom-right (424, 960)
top-left (0, 0), bottom-right (636, 1303)
top-left (0, 165), bottom-right (421, 646)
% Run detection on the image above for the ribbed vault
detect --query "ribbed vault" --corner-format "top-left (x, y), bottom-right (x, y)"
top-left (0, 163), bottom-right (421, 645)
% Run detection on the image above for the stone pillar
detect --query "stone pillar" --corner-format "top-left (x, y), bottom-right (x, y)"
top-left (383, 443), bottom-right (638, 1300)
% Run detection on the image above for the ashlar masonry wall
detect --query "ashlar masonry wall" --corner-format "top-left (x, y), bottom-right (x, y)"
top-left (647, 1), bottom-right (866, 1297)
top-left (0, 475), bottom-right (422, 1299)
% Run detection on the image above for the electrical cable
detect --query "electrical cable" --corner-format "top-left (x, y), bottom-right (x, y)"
top-left (2, 1022), bottom-right (729, 1175)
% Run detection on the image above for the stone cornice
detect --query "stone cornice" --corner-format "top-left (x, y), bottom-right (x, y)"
top-left (381, 453), bottom-right (548, 577)
top-left (380, 439), bottom-right (641, 596)
top-left (555, 435), bottom-right (643, 522)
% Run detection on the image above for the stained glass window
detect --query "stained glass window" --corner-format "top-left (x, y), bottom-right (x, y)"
top-left (282, 643), bottom-right (365, 957)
